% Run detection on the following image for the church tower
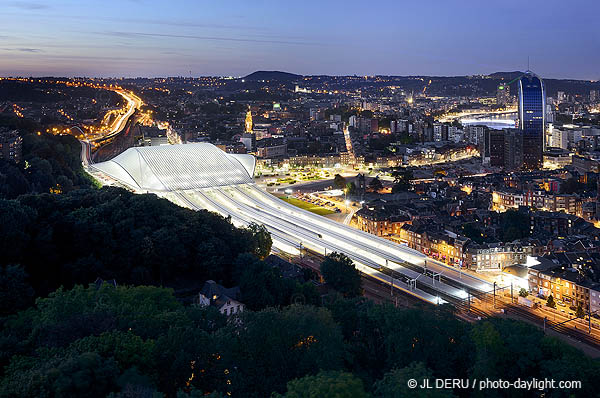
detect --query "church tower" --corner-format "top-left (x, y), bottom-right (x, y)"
top-left (245, 108), bottom-right (253, 133)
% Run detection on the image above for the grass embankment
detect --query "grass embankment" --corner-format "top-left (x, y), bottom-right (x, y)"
top-left (279, 196), bottom-right (335, 216)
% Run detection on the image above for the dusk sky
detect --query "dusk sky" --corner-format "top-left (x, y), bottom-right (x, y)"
top-left (1, 0), bottom-right (598, 79)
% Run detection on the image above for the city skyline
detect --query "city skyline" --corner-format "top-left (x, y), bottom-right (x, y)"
top-left (2, 2), bottom-right (600, 396)
top-left (1, 0), bottom-right (599, 79)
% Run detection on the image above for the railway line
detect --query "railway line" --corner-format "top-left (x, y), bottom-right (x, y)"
top-left (172, 184), bottom-right (499, 305)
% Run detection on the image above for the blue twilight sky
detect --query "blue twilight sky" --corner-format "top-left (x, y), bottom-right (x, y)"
top-left (0, 0), bottom-right (598, 79)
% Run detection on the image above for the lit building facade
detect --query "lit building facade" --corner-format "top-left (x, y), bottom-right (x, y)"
top-left (0, 129), bottom-right (22, 164)
top-left (496, 83), bottom-right (511, 106)
top-left (518, 72), bottom-right (546, 169)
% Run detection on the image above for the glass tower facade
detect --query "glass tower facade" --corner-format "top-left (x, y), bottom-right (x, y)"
top-left (518, 72), bottom-right (545, 169)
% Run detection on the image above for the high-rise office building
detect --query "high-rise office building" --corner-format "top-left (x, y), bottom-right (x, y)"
top-left (518, 72), bottom-right (545, 169)
top-left (504, 128), bottom-right (523, 170)
top-left (496, 84), bottom-right (511, 106)
top-left (481, 129), bottom-right (505, 167)
top-left (466, 125), bottom-right (486, 146)
top-left (433, 123), bottom-right (448, 142)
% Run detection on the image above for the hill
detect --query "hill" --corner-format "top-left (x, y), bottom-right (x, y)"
top-left (488, 71), bottom-right (525, 81)
top-left (243, 70), bottom-right (302, 82)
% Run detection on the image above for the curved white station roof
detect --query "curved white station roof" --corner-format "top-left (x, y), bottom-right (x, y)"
top-left (88, 142), bottom-right (491, 304)
top-left (92, 143), bottom-right (255, 191)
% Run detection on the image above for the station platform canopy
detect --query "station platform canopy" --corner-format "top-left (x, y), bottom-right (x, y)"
top-left (92, 143), bottom-right (255, 191)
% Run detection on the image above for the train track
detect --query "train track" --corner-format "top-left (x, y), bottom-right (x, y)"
top-left (361, 274), bottom-right (428, 307)
top-left (287, 252), bottom-right (600, 349)
top-left (505, 304), bottom-right (600, 348)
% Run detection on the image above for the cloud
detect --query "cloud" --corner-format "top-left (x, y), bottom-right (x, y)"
top-left (1, 47), bottom-right (42, 52)
top-left (6, 1), bottom-right (49, 10)
top-left (101, 31), bottom-right (321, 46)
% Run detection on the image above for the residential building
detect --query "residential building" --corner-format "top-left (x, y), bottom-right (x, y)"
top-left (528, 256), bottom-right (600, 315)
top-left (197, 280), bottom-right (244, 316)
top-left (0, 129), bottom-right (22, 163)
top-left (355, 202), bottom-right (410, 237)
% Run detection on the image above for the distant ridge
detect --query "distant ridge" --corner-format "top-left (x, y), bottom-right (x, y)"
top-left (488, 71), bottom-right (525, 80)
top-left (243, 71), bottom-right (302, 81)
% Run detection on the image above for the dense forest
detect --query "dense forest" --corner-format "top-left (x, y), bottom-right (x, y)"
top-left (0, 114), bottom-right (95, 199)
top-left (1, 285), bottom-right (599, 397)
top-left (1, 104), bottom-right (599, 397)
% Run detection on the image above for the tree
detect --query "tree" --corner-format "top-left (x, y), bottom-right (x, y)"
top-left (374, 362), bottom-right (455, 398)
top-left (0, 160), bottom-right (31, 199)
top-left (234, 254), bottom-right (319, 310)
top-left (546, 295), bottom-right (556, 309)
top-left (345, 182), bottom-right (356, 195)
top-left (576, 303), bottom-right (585, 319)
top-left (0, 264), bottom-right (35, 315)
top-left (221, 306), bottom-right (345, 397)
top-left (368, 177), bottom-right (383, 192)
top-left (391, 168), bottom-right (413, 193)
top-left (500, 210), bottom-right (530, 242)
top-left (320, 253), bottom-right (361, 298)
top-left (0, 199), bottom-right (35, 265)
top-left (519, 288), bottom-right (528, 298)
top-left (246, 222), bottom-right (272, 260)
top-left (560, 177), bottom-right (582, 194)
top-left (1, 352), bottom-right (120, 398)
top-left (235, 254), bottom-right (290, 310)
top-left (67, 331), bottom-right (155, 374)
top-left (5, 188), bottom-right (262, 298)
top-left (360, 110), bottom-right (373, 119)
top-left (333, 174), bottom-right (346, 190)
top-left (283, 371), bottom-right (367, 398)
top-left (462, 223), bottom-right (484, 244)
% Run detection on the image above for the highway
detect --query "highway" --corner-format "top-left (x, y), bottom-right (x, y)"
top-left (80, 140), bottom-right (92, 168)
top-left (94, 90), bottom-right (142, 142)
top-left (85, 89), bottom-right (142, 144)
top-left (78, 88), bottom-right (142, 168)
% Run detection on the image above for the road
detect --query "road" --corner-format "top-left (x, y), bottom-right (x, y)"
top-left (80, 140), bottom-right (92, 168)
top-left (78, 88), bottom-right (142, 169)
top-left (94, 90), bottom-right (142, 142)
top-left (437, 108), bottom-right (517, 123)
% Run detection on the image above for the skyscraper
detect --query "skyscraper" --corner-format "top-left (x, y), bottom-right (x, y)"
top-left (484, 129), bottom-right (505, 167)
top-left (518, 72), bottom-right (545, 169)
top-left (504, 128), bottom-right (523, 170)
top-left (496, 84), bottom-right (510, 106)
